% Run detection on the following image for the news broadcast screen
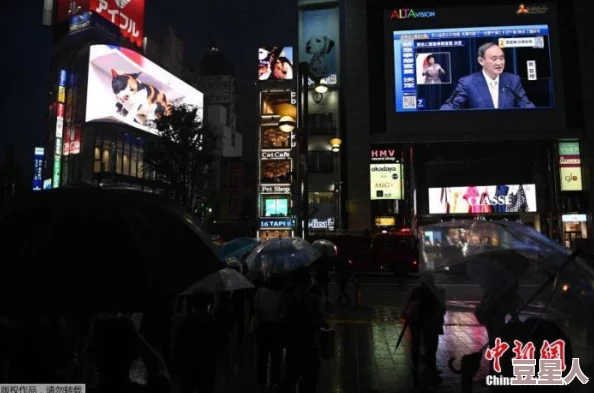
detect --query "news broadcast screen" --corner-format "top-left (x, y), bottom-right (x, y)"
top-left (86, 45), bottom-right (204, 135)
top-left (377, 3), bottom-right (567, 136)
top-left (393, 25), bottom-right (554, 112)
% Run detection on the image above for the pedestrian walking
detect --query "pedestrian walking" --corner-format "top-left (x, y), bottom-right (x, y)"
top-left (280, 268), bottom-right (328, 393)
top-left (254, 274), bottom-right (289, 390)
top-left (335, 256), bottom-right (352, 305)
top-left (401, 274), bottom-right (445, 385)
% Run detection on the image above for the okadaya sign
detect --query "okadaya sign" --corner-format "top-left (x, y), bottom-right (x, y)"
top-left (428, 184), bottom-right (537, 214)
top-left (261, 150), bottom-right (291, 160)
top-left (260, 184), bottom-right (291, 194)
top-left (370, 163), bottom-right (404, 200)
top-left (260, 218), bottom-right (293, 229)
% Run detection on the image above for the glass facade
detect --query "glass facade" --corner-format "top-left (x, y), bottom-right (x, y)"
top-left (93, 131), bottom-right (156, 181)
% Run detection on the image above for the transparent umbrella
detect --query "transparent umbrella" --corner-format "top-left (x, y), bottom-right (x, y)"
top-left (246, 237), bottom-right (321, 274)
top-left (183, 268), bottom-right (255, 295)
top-left (312, 239), bottom-right (338, 257)
top-left (418, 220), bottom-right (594, 387)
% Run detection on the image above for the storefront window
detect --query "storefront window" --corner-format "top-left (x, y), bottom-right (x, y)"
top-left (123, 138), bottom-right (131, 176)
top-left (116, 138), bottom-right (123, 174)
top-left (562, 214), bottom-right (588, 248)
top-left (131, 143), bottom-right (138, 177)
top-left (103, 136), bottom-right (113, 173)
top-left (309, 191), bottom-right (334, 204)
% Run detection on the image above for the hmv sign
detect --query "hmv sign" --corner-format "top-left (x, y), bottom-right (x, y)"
top-left (91, 0), bottom-right (145, 47)
top-left (370, 146), bottom-right (400, 163)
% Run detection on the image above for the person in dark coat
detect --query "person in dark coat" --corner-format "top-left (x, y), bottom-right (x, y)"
top-left (335, 256), bottom-right (352, 305)
top-left (402, 274), bottom-right (445, 384)
top-left (313, 254), bottom-right (333, 305)
top-left (280, 268), bottom-right (328, 393)
top-left (174, 294), bottom-right (224, 393)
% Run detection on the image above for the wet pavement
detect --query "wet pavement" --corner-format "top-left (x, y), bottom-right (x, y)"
top-left (159, 277), bottom-right (593, 392)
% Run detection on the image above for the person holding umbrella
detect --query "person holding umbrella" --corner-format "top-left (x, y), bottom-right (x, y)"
top-left (401, 274), bottom-right (445, 385)
top-left (281, 268), bottom-right (329, 393)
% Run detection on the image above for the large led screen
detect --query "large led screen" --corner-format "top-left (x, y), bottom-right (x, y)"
top-left (376, 3), bottom-right (567, 136)
top-left (428, 184), bottom-right (537, 214)
top-left (86, 45), bottom-right (204, 135)
top-left (259, 47), bottom-right (294, 81)
top-left (393, 25), bottom-right (554, 112)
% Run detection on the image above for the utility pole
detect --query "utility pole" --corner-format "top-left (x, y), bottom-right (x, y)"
top-left (297, 62), bottom-right (309, 239)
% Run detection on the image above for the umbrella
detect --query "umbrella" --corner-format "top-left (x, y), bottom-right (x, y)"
top-left (0, 187), bottom-right (224, 313)
top-left (217, 237), bottom-right (259, 259)
top-left (183, 268), bottom-right (255, 294)
top-left (246, 237), bottom-right (320, 274)
top-left (312, 239), bottom-right (338, 257)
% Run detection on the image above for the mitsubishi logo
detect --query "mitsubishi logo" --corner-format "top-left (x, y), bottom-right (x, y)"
top-left (115, 0), bottom-right (132, 8)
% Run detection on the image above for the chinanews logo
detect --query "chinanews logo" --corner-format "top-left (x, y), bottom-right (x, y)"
top-left (390, 9), bottom-right (436, 19)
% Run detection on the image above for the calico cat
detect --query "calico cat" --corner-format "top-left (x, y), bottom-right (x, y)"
top-left (449, 351), bottom-right (483, 393)
top-left (110, 69), bottom-right (171, 125)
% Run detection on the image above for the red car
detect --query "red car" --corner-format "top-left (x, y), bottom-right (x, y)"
top-left (371, 234), bottom-right (419, 275)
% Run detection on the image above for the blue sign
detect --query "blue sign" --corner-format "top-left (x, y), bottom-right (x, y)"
top-left (69, 11), bottom-right (92, 34)
top-left (43, 179), bottom-right (52, 190)
top-left (260, 218), bottom-right (293, 229)
top-left (58, 70), bottom-right (67, 87)
top-left (32, 147), bottom-right (44, 191)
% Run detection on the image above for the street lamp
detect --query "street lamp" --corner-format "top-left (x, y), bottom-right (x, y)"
top-left (329, 137), bottom-right (342, 153)
top-left (314, 79), bottom-right (328, 94)
top-left (279, 115), bottom-right (296, 133)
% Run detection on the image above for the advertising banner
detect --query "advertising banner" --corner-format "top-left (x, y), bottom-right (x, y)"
top-left (308, 218), bottom-right (335, 231)
top-left (89, 0), bottom-right (144, 47)
top-left (260, 218), bottom-right (294, 229)
top-left (53, 71), bottom-right (67, 189)
top-left (86, 45), bottom-right (204, 135)
top-left (258, 230), bottom-right (292, 241)
top-left (33, 147), bottom-right (44, 191)
top-left (559, 141), bottom-right (582, 191)
top-left (259, 47), bottom-right (294, 81)
top-left (299, 7), bottom-right (340, 84)
top-left (370, 163), bottom-right (404, 200)
top-left (428, 184), bottom-right (537, 214)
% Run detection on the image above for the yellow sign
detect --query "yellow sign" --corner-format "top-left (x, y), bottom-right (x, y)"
top-left (58, 86), bottom-right (66, 103)
top-left (560, 166), bottom-right (583, 191)
top-left (370, 163), bottom-right (404, 200)
top-left (375, 217), bottom-right (396, 226)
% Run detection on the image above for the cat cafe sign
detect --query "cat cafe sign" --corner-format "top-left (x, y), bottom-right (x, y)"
top-left (261, 150), bottom-right (291, 160)
top-left (90, 0), bottom-right (145, 47)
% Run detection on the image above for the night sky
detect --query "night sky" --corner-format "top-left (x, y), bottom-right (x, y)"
top-left (2, 0), bottom-right (297, 181)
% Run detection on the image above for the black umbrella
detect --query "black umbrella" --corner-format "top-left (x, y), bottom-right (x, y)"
top-left (0, 187), bottom-right (223, 313)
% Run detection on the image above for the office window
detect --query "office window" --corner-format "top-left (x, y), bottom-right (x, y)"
top-left (103, 136), bottom-right (114, 172)
top-left (137, 145), bottom-right (145, 178)
top-left (308, 113), bottom-right (334, 135)
top-left (309, 191), bottom-right (335, 204)
top-left (308, 151), bottom-right (334, 173)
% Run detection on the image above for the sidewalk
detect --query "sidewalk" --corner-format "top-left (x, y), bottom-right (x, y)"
top-left (208, 304), bottom-right (493, 393)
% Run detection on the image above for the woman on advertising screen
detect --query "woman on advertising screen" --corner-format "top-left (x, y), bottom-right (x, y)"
top-left (422, 55), bottom-right (446, 84)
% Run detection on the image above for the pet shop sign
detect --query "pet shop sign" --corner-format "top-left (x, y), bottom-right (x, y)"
top-left (390, 9), bottom-right (436, 19)
top-left (91, 0), bottom-right (144, 47)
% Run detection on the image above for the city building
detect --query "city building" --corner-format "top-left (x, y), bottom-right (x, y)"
top-left (293, 0), bottom-right (594, 248)
top-left (196, 42), bottom-right (251, 238)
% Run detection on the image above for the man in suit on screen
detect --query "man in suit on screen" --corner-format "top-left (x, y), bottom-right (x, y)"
top-left (440, 42), bottom-right (535, 110)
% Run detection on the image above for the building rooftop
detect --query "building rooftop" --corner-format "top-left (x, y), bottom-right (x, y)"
top-left (199, 37), bottom-right (235, 76)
